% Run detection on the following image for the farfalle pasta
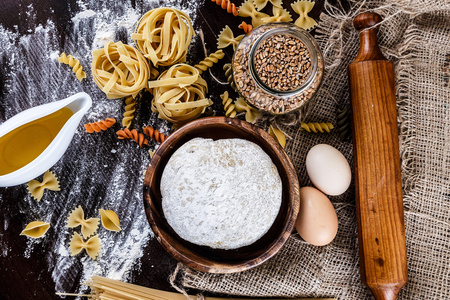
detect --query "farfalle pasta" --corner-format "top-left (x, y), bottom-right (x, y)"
top-left (291, 0), bottom-right (318, 30)
top-left (217, 26), bottom-right (245, 50)
top-left (58, 53), bottom-right (86, 81)
top-left (235, 97), bottom-right (261, 123)
top-left (91, 41), bottom-right (156, 99)
top-left (99, 209), bottom-right (121, 232)
top-left (132, 7), bottom-right (194, 67)
top-left (27, 170), bottom-right (60, 201)
top-left (261, 6), bottom-right (293, 24)
top-left (148, 64), bottom-right (212, 128)
top-left (67, 206), bottom-right (100, 238)
top-left (238, 0), bottom-right (270, 28)
top-left (253, 0), bottom-right (282, 11)
top-left (20, 221), bottom-right (50, 238)
top-left (69, 232), bottom-right (101, 260)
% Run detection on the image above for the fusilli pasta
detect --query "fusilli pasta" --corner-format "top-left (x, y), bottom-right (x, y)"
top-left (300, 122), bottom-right (334, 133)
top-left (148, 64), bottom-right (212, 128)
top-left (194, 50), bottom-right (225, 75)
top-left (238, 21), bottom-right (253, 34)
top-left (211, 0), bottom-right (239, 16)
top-left (220, 91), bottom-right (237, 118)
top-left (337, 107), bottom-right (351, 141)
top-left (143, 126), bottom-right (167, 143)
top-left (20, 221), bottom-right (50, 238)
top-left (27, 170), bottom-right (60, 201)
top-left (122, 96), bottom-right (136, 128)
top-left (92, 41), bottom-right (155, 99)
top-left (69, 232), bottom-right (101, 260)
top-left (223, 63), bottom-right (237, 91)
top-left (217, 25), bottom-right (245, 50)
top-left (58, 53), bottom-right (86, 81)
top-left (84, 118), bottom-right (116, 133)
top-left (291, 0), bottom-right (317, 30)
top-left (132, 7), bottom-right (194, 67)
top-left (116, 128), bottom-right (149, 147)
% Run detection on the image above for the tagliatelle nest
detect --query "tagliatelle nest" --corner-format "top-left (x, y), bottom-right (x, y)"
top-left (148, 64), bottom-right (213, 128)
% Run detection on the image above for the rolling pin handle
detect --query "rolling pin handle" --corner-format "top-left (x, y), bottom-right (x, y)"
top-left (353, 12), bottom-right (386, 62)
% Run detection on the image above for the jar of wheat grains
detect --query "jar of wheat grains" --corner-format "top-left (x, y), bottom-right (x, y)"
top-left (233, 22), bottom-right (324, 115)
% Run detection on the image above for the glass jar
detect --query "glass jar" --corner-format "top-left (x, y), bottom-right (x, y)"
top-left (232, 22), bottom-right (324, 115)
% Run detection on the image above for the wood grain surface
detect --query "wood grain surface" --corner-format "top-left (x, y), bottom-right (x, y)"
top-left (348, 12), bottom-right (408, 300)
top-left (0, 1), bottom-right (324, 300)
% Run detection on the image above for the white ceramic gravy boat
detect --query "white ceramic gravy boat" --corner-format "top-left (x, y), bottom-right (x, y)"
top-left (0, 92), bottom-right (92, 187)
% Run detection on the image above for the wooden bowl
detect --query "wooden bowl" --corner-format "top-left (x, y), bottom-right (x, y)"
top-left (143, 117), bottom-right (300, 273)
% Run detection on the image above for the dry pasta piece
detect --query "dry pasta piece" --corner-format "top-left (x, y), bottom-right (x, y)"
top-left (132, 7), bottom-right (194, 67)
top-left (116, 128), bottom-right (149, 147)
top-left (149, 64), bottom-right (213, 128)
top-left (220, 91), bottom-right (237, 118)
top-left (301, 122), bottom-right (334, 133)
top-left (291, 0), bottom-right (318, 30)
top-left (238, 21), bottom-right (253, 34)
top-left (253, 0), bottom-right (282, 11)
top-left (92, 41), bottom-right (154, 99)
top-left (67, 206), bottom-right (100, 238)
top-left (235, 97), bottom-right (261, 123)
top-left (122, 96), bottom-right (136, 128)
top-left (261, 6), bottom-right (293, 24)
top-left (99, 209), bottom-right (121, 232)
top-left (143, 126), bottom-right (167, 143)
top-left (268, 125), bottom-right (286, 148)
top-left (20, 221), bottom-right (50, 238)
top-left (194, 50), bottom-right (225, 75)
top-left (69, 232), bottom-right (101, 260)
top-left (84, 118), bottom-right (116, 133)
top-left (238, 0), bottom-right (270, 28)
top-left (337, 107), bottom-right (351, 141)
top-left (27, 170), bottom-right (60, 201)
top-left (58, 53), bottom-right (86, 81)
top-left (223, 63), bottom-right (237, 91)
top-left (217, 26), bottom-right (245, 50)
top-left (211, 0), bottom-right (239, 16)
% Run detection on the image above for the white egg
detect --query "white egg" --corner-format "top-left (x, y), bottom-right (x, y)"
top-left (305, 144), bottom-right (351, 196)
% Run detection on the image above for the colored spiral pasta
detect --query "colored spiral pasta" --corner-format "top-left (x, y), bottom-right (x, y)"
top-left (337, 107), bottom-right (351, 141)
top-left (220, 91), bottom-right (237, 118)
top-left (238, 21), bottom-right (253, 34)
top-left (223, 63), bottom-right (237, 91)
top-left (300, 122), bottom-right (334, 133)
top-left (122, 96), bottom-right (136, 128)
top-left (143, 126), bottom-right (167, 143)
top-left (84, 118), bottom-right (116, 133)
top-left (211, 0), bottom-right (239, 16)
top-left (194, 50), bottom-right (225, 75)
top-left (58, 53), bottom-right (86, 81)
top-left (116, 128), bottom-right (149, 147)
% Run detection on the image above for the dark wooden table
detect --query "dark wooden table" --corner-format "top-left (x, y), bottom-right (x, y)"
top-left (0, 1), bottom-right (323, 299)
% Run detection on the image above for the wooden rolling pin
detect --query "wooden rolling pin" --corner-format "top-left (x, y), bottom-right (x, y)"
top-left (348, 12), bottom-right (408, 300)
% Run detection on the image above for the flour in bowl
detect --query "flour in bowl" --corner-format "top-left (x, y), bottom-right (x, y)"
top-left (160, 138), bottom-right (282, 250)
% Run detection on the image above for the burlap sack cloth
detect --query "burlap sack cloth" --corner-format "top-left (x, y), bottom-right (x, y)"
top-left (174, 0), bottom-right (450, 299)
